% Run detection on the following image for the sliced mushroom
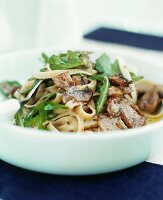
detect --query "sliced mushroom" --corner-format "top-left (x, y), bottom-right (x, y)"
top-left (72, 75), bottom-right (89, 86)
top-left (68, 86), bottom-right (93, 102)
top-left (62, 86), bottom-right (93, 103)
top-left (137, 86), bottom-right (160, 114)
top-left (98, 115), bottom-right (127, 131)
top-left (117, 58), bottom-right (137, 103)
top-left (109, 75), bottom-right (131, 87)
top-left (108, 86), bottom-right (132, 97)
top-left (53, 72), bottom-right (74, 89)
top-left (136, 80), bottom-right (163, 99)
top-left (107, 97), bottom-right (145, 128)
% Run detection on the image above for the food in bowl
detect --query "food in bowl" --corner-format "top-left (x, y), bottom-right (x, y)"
top-left (0, 50), bottom-right (163, 132)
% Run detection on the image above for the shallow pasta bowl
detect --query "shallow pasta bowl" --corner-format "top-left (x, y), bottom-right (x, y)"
top-left (0, 49), bottom-right (163, 175)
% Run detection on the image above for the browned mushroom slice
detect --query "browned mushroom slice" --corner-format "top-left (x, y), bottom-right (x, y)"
top-left (62, 92), bottom-right (73, 104)
top-left (107, 97), bottom-right (145, 128)
top-left (109, 75), bottom-right (131, 87)
top-left (72, 75), bottom-right (89, 86)
top-left (63, 86), bottom-right (93, 103)
top-left (53, 72), bottom-right (74, 89)
top-left (138, 87), bottom-right (160, 114)
top-left (136, 80), bottom-right (163, 99)
top-left (108, 86), bottom-right (132, 97)
top-left (108, 86), bottom-right (124, 97)
top-left (98, 115), bottom-right (127, 131)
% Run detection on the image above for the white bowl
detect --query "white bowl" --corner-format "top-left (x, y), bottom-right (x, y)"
top-left (0, 49), bottom-right (163, 175)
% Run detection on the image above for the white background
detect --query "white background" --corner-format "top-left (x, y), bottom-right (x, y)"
top-left (0, 0), bottom-right (163, 53)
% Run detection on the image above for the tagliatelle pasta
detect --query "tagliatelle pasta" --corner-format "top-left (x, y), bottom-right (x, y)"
top-left (33, 69), bottom-right (93, 80)
top-left (76, 104), bottom-right (96, 121)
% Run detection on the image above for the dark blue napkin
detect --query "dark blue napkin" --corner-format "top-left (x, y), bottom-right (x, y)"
top-left (84, 27), bottom-right (163, 50)
top-left (0, 160), bottom-right (163, 200)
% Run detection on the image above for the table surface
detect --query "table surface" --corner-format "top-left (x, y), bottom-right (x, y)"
top-left (0, 160), bottom-right (163, 200)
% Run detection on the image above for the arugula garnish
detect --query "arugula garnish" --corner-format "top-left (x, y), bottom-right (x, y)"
top-left (44, 102), bottom-right (68, 111)
top-left (130, 72), bottom-right (144, 82)
top-left (42, 53), bottom-right (49, 64)
top-left (96, 76), bottom-right (110, 114)
top-left (14, 107), bottom-right (25, 127)
top-left (23, 102), bottom-right (46, 129)
top-left (15, 102), bottom-right (68, 129)
top-left (111, 60), bottom-right (121, 76)
top-left (42, 50), bottom-right (83, 70)
top-left (91, 74), bottom-right (110, 114)
top-left (90, 74), bottom-right (105, 81)
top-left (95, 53), bottom-right (121, 77)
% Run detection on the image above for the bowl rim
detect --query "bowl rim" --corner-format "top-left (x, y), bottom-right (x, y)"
top-left (0, 48), bottom-right (163, 140)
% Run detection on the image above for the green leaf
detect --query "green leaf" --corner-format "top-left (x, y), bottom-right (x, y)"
top-left (23, 102), bottom-right (46, 129)
top-left (130, 72), bottom-right (144, 82)
top-left (0, 81), bottom-right (21, 98)
top-left (96, 76), bottom-right (110, 114)
top-left (38, 106), bottom-right (47, 129)
top-left (44, 104), bottom-right (54, 111)
top-left (24, 115), bottom-right (40, 127)
top-left (44, 102), bottom-right (68, 111)
top-left (22, 102), bottom-right (68, 129)
top-left (95, 53), bottom-right (121, 77)
top-left (96, 53), bottom-right (112, 75)
top-left (42, 52), bottom-right (49, 63)
top-left (48, 50), bottom-right (83, 70)
top-left (90, 74), bottom-right (105, 81)
top-left (91, 73), bottom-right (110, 113)
top-left (14, 108), bottom-right (25, 126)
top-left (111, 59), bottom-right (121, 75)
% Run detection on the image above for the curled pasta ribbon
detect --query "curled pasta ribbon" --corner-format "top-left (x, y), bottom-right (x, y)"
top-left (54, 116), bottom-right (77, 132)
top-left (46, 121), bottom-right (60, 132)
top-left (87, 80), bottom-right (96, 92)
top-left (84, 120), bottom-right (98, 130)
top-left (51, 93), bottom-right (62, 104)
top-left (76, 103), bottom-right (96, 121)
top-left (45, 85), bottom-right (58, 93)
top-left (88, 99), bottom-right (96, 109)
top-left (33, 69), bottom-right (92, 80)
top-left (51, 112), bottom-right (84, 132)
top-left (65, 100), bottom-right (80, 109)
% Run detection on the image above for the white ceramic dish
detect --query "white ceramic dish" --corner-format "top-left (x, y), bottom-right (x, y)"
top-left (0, 49), bottom-right (163, 175)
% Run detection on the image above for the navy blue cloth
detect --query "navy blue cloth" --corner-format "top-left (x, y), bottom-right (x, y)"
top-left (0, 160), bottom-right (163, 200)
top-left (84, 27), bottom-right (163, 50)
